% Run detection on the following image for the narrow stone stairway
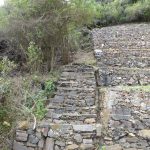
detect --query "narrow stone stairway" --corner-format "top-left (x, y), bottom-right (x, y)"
top-left (13, 64), bottom-right (102, 150)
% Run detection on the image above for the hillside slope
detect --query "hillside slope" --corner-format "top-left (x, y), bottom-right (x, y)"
top-left (12, 23), bottom-right (150, 150)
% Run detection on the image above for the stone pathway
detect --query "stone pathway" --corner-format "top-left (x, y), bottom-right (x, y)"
top-left (13, 64), bottom-right (102, 150)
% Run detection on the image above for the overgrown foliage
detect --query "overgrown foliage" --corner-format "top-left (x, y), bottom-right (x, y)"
top-left (0, 58), bottom-right (59, 148)
top-left (0, 56), bottom-right (16, 76)
top-left (0, 74), bottom-right (58, 148)
top-left (0, 0), bottom-right (149, 72)
top-left (0, 0), bottom-right (98, 72)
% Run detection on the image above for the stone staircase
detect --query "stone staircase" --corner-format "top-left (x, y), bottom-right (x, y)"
top-left (13, 64), bottom-right (102, 150)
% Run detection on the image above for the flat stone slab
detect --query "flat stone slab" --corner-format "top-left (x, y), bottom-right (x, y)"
top-left (73, 124), bottom-right (96, 132)
top-left (66, 144), bottom-right (79, 150)
top-left (16, 130), bottom-right (28, 142)
top-left (139, 129), bottom-right (150, 139)
top-left (45, 138), bottom-right (54, 150)
top-left (13, 141), bottom-right (28, 150)
top-left (105, 144), bottom-right (122, 150)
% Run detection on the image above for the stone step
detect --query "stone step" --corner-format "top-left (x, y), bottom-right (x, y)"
top-left (92, 34), bottom-right (150, 39)
top-left (61, 72), bottom-right (95, 79)
top-left (46, 111), bottom-right (97, 122)
top-left (48, 100), bottom-right (95, 108)
top-left (61, 70), bottom-right (94, 77)
top-left (100, 49), bottom-right (150, 57)
top-left (53, 91), bottom-right (95, 97)
top-left (46, 106), bottom-right (97, 114)
top-left (100, 36), bottom-right (150, 41)
top-left (37, 122), bottom-right (101, 134)
top-left (63, 66), bottom-right (94, 73)
top-left (59, 77), bottom-right (95, 81)
top-left (47, 105), bottom-right (97, 111)
top-left (99, 66), bottom-right (150, 72)
top-left (57, 87), bottom-right (95, 92)
top-left (57, 80), bottom-right (96, 87)
top-left (46, 100), bottom-right (96, 109)
top-left (102, 48), bottom-right (150, 54)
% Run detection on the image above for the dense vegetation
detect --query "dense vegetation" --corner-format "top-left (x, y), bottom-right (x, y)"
top-left (0, 0), bottom-right (98, 72)
top-left (0, 56), bottom-right (59, 149)
top-left (95, 0), bottom-right (150, 26)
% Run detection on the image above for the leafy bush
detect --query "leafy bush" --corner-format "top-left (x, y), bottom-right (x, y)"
top-left (0, 57), bottom-right (16, 76)
top-left (0, 78), bottom-right (18, 149)
top-left (44, 80), bottom-right (55, 97)
top-left (21, 74), bottom-right (57, 119)
top-left (27, 42), bottom-right (43, 72)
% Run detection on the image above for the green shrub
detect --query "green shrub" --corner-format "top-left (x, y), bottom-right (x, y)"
top-left (23, 76), bottom-right (56, 119)
top-left (27, 42), bottom-right (43, 72)
top-left (0, 57), bottom-right (16, 76)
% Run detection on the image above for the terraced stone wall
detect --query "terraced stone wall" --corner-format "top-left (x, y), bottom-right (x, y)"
top-left (92, 23), bottom-right (150, 87)
top-left (98, 67), bottom-right (149, 86)
top-left (100, 88), bottom-right (150, 150)
top-left (92, 24), bottom-right (150, 50)
top-left (92, 23), bottom-right (150, 150)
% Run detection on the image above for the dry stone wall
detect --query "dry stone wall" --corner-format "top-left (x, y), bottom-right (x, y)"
top-left (92, 23), bottom-right (150, 87)
top-left (92, 23), bottom-right (150, 150)
top-left (92, 24), bottom-right (150, 49)
top-left (98, 67), bottom-right (149, 86)
top-left (101, 88), bottom-right (150, 150)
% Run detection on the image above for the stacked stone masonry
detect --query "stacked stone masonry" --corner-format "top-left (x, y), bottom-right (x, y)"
top-left (92, 23), bottom-right (150, 87)
top-left (13, 64), bottom-right (102, 150)
top-left (93, 23), bottom-right (150, 150)
top-left (101, 88), bottom-right (150, 150)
